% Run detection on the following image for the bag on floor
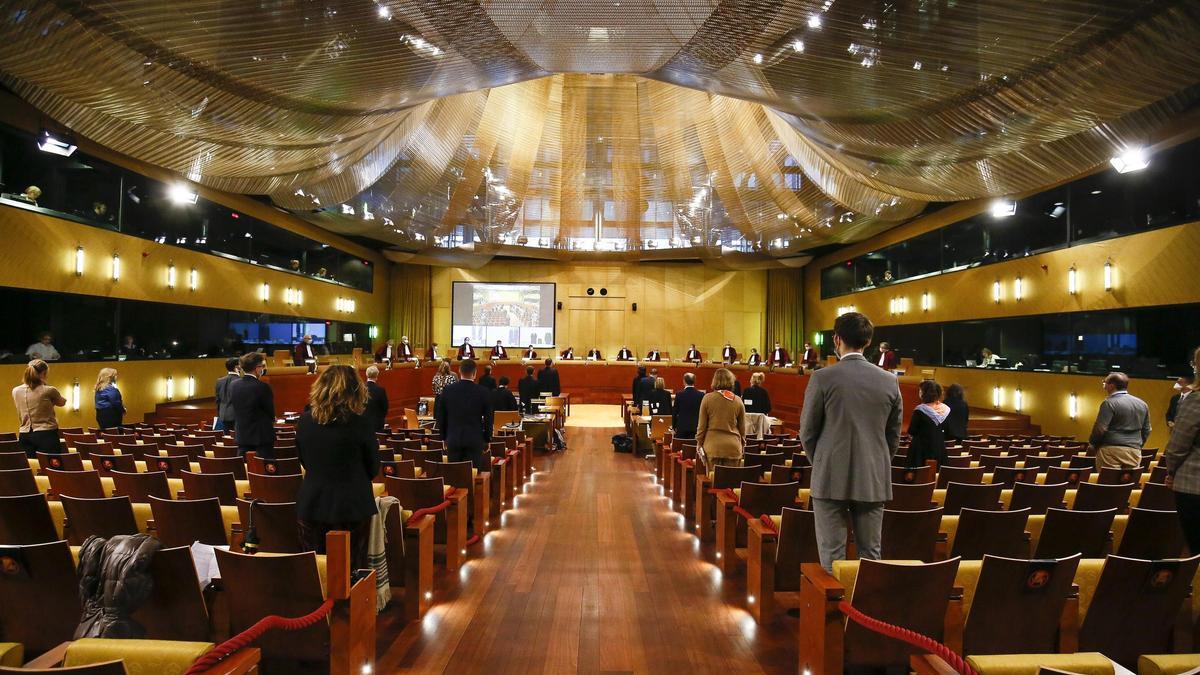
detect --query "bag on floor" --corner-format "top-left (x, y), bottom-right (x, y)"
top-left (553, 427), bottom-right (567, 451)
top-left (611, 434), bottom-right (633, 453)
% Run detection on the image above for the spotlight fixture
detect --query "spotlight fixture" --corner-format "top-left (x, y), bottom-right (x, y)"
top-left (188, 267), bottom-right (198, 291)
top-left (1104, 259), bottom-right (1114, 291)
top-left (1068, 393), bottom-right (1078, 419)
top-left (752, 53), bottom-right (763, 64)
top-left (187, 374), bottom-right (196, 398)
top-left (992, 386), bottom-right (1001, 408)
top-left (1013, 276), bottom-right (1023, 301)
top-left (1110, 146), bottom-right (1149, 173)
top-left (792, 39), bottom-right (804, 52)
top-left (72, 379), bottom-right (81, 412)
top-left (75, 245), bottom-right (84, 276)
top-left (167, 183), bottom-right (199, 205)
top-left (260, 282), bottom-right (270, 302)
top-left (921, 292), bottom-right (931, 312)
top-left (37, 128), bottom-right (77, 157)
top-left (1068, 265), bottom-right (1078, 295)
top-left (165, 375), bottom-right (174, 401)
top-left (992, 280), bottom-right (1001, 304)
top-left (990, 199), bottom-right (1017, 218)
top-left (111, 253), bottom-right (121, 282)
top-left (1014, 388), bottom-right (1023, 412)
top-left (368, 326), bottom-right (379, 339)
top-left (807, 14), bottom-right (822, 28)
top-left (165, 262), bottom-right (175, 289)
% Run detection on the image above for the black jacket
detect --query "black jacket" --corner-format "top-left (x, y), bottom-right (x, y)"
top-left (633, 376), bottom-right (656, 406)
top-left (229, 375), bottom-right (276, 449)
top-left (491, 386), bottom-right (519, 412)
top-left (435, 379), bottom-right (494, 451)
top-left (75, 534), bottom-right (162, 639)
top-left (742, 385), bottom-right (772, 415)
top-left (214, 373), bottom-right (238, 422)
top-left (296, 411), bottom-right (380, 523)
top-left (907, 408), bottom-right (948, 468)
top-left (518, 375), bottom-right (540, 413)
top-left (479, 374), bottom-right (497, 390)
top-left (538, 366), bottom-right (561, 396)
top-left (1169, 392), bottom-right (1185, 424)
top-left (672, 386), bottom-right (705, 438)
top-left (647, 389), bottom-right (673, 416)
top-left (365, 380), bottom-right (389, 432)
top-left (944, 397), bottom-right (969, 440)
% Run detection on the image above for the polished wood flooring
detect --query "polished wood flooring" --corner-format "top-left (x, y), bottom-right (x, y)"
top-left (376, 426), bottom-right (797, 674)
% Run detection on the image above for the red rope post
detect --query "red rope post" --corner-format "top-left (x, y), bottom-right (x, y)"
top-left (183, 597), bottom-right (335, 674)
top-left (837, 600), bottom-right (976, 675)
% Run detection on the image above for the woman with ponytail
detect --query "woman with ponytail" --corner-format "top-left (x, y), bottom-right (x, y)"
top-left (11, 359), bottom-right (66, 456)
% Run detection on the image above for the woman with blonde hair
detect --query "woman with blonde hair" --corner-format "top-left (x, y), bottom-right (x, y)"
top-left (295, 365), bottom-right (379, 570)
top-left (696, 367), bottom-right (746, 467)
top-left (12, 359), bottom-right (66, 456)
top-left (94, 367), bottom-right (125, 429)
top-left (432, 359), bottom-right (457, 396)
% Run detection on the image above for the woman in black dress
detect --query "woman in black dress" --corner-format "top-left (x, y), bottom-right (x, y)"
top-left (907, 380), bottom-right (949, 468)
top-left (943, 383), bottom-right (969, 441)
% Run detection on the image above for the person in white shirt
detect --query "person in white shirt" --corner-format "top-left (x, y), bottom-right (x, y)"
top-left (721, 343), bottom-right (737, 363)
top-left (398, 336), bottom-right (414, 360)
top-left (26, 333), bottom-right (61, 361)
top-left (458, 338), bottom-right (475, 360)
top-left (685, 344), bottom-right (701, 362)
top-left (978, 347), bottom-right (999, 367)
top-left (523, 345), bottom-right (538, 360)
top-left (492, 340), bottom-right (508, 360)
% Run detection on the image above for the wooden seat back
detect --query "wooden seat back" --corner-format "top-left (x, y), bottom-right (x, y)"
top-left (246, 455), bottom-right (300, 476)
top-left (197, 455), bottom-right (247, 480)
top-left (885, 481), bottom-right (935, 511)
top-left (132, 544), bottom-right (211, 641)
top-left (0, 453), bottom-right (28, 471)
top-left (1022, 454), bottom-right (1066, 472)
top-left (384, 476), bottom-right (449, 543)
top-left (148, 455), bottom-right (191, 477)
top-left (214, 547), bottom-right (328, 661)
top-left (46, 468), bottom-right (105, 499)
top-left (400, 448), bottom-right (444, 468)
top-left (963, 553), bottom-right (1082, 656)
top-left (1045, 465), bottom-right (1092, 488)
top-left (60, 495), bottom-right (139, 546)
top-left (943, 482), bottom-right (1003, 515)
top-left (234, 499), bottom-right (301, 553)
top-left (891, 464), bottom-right (934, 484)
top-left (0, 494), bottom-right (59, 544)
top-left (978, 454), bottom-right (1017, 473)
top-left (61, 432), bottom-right (96, 447)
top-left (1009, 481), bottom-right (1068, 515)
top-left (712, 465), bottom-right (764, 490)
top-left (1137, 482), bottom-right (1175, 510)
top-left (1073, 482), bottom-right (1134, 512)
top-left (741, 452), bottom-right (785, 470)
top-left (180, 470), bottom-right (237, 505)
top-left (991, 465), bottom-right (1038, 489)
top-left (737, 481), bottom-right (800, 519)
top-left (1033, 508), bottom-right (1116, 559)
top-left (1098, 466), bottom-right (1141, 487)
top-left (117, 441), bottom-right (152, 461)
top-left (99, 432), bottom-right (137, 445)
top-left (936, 465), bottom-right (984, 488)
top-left (93, 453), bottom-right (137, 476)
top-left (1116, 507), bottom-right (1184, 559)
top-left (1079, 554), bottom-right (1200, 668)
top-left (424, 461), bottom-right (475, 515)
top-left (246, 472), bottom-right (302, 503)
top-left (73, 441), bottom-right (113, 460)
top-left (845, 558), bottom-right (960, 670)
top-left (111, 470), bottom-right (171, 503)
top-left (380, 459), bottom-right (416, 480)
top-left (880, 507), bottom-right (942, 562)
top-left (769, 463), bottom-right (810, 488)
top-left (950, 508), bottom-right (1030, 559)
top-left (0, 540), bottom-right (83, 653)
top-left (775, 507), bottom-right (818, 591)
top-left (149, 496), bottom-right (228, 547)
top-left (0, 468), bottom-right (38, 497)
top-left (37, 452), bottom-right (83, 473)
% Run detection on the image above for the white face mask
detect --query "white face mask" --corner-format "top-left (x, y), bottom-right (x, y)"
top-left (1176, 382), bottom-right (1185, 391)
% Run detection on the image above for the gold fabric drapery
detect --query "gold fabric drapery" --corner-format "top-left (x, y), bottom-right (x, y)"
top-left (765, 269), bottom-right (804, 354)
top-left (0, 0), bottom-right (1197, 258)
top-left (389, 264), bottom-right (432, 348)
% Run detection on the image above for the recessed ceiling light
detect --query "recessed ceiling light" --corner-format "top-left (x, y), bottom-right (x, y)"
top-left (1110, 147), bottom-right (1149, 173)
top-left (792, 40), bottom-right (804, 52)
top-left (808, 14), bottom-right (822, 28)
top-left (752, 53), bottom-right (763, 64)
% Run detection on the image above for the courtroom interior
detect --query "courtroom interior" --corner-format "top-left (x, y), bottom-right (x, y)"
top-left (0, 2), bottom-right (1199, 674)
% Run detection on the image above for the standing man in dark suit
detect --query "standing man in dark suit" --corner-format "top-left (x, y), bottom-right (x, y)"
top-left (214, 357), bottom-right (240, 432)
top-left (364, 365), bottom-right (388, 433)
top-left (479, 364), bottom-right (497, 390)
top-left (1169, 375), bottom-right (1194, 429)
top-left (229, 352), bottom-right (277, 459)
top-left (518, 365), bottom-right (540, 414)
top-left (491, 376), bottom-right (519, 412)
top-left (538, 358), bottom-right (561, 396)
top-left (800, 312), bottom-right (902, 572)
top-left (672, 372), bottom-right (704, 439)
top-left (435, 359), bottom-right (493, 474)
top-left (634, 368), bottom-right (656, 409)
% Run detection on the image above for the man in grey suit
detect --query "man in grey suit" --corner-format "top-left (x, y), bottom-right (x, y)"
top-left (800, 312), bottom-right (903, 572)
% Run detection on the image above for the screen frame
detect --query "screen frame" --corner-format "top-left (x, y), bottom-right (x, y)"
top-left (450, 281), bottom-right (557, 349)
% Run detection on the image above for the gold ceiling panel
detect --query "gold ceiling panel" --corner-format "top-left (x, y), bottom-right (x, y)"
top-left (0, 0), bottom-right (1197, 261)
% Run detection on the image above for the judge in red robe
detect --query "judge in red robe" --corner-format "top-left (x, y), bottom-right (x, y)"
top-left (645, 348), bottom-right (662, 362)
top-left (685, 344), bottom-right (701, 362)
top-left (397, 336), bottom-right (415, 361)
top-left (616, 346), bottom-right (634, 361)
top-left (746, 348), bottom-right (762, 366)
top-left (523, 345), bottom-right (538, 360)
top-left (491, 341), bottom-right (508, 360)
top-left (876, 342), bottom-right (898, 371)
top-left (424, 343), bottom-right (441, 361)
top-left (560, 347), bottom-right (575, 360)
top-left (721, 343), bottom-right (737, 363)
top-left (801, 342), bottom-right (820, 368)
top-left (374, 339), bottom-right (396, 363)
top-left (769, 341), bottom-right (790, 366)
top-left (293, 335), bottom-right (316, 366)
top-left (458, 338), bottom-right (475, 360)
top-left (586, 348), bottom-right (602, 360)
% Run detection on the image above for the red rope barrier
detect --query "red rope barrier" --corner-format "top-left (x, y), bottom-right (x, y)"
top-left (183, 597), bottom-right (335, 674)
top-left (758, 514), bottom-right (778, 534)
top-left (465, 534), bottom-right (481, 546)
top-left (403, 488), bottom-right (468, 527)
top-left (837, 600), bottom-right (976, 675)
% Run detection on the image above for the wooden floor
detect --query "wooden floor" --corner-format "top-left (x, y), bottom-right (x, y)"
top-left (376, 426), bottom-right (798, 674)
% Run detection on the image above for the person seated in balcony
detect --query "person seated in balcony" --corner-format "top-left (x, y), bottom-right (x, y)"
top-left (616, 345), bottom-right (634, 361)
top-left (118, 335), bottom-right (143, 359)
top-left (586, 347), bottom-right (602, 360)
top-left (90, 201), bottom-right (114, 224)
top-left (25, 333), bottom-right (60, 362)
top-left (882, 270), bottom-right (895, 283)
top-left (491, 340), bottom-right (508, 360)
top-left (289, 259), bottom-right (301, 272)
top-left (560, 346), bottom-right (575, 360)
top-left (746, 348), bottom-right (762, 366)
top-left (978, 347), bottom-right (999, 367)
top-left (645, 347), bottom-right (662, 362)
top-left (685, 344), bottom-right (701, 362)
top-left (721, 343), bottom-right (737, 363)
top-left (18, 185), bottom-right (41, 206)
top-left (523, 344), bottom-right (538, 360)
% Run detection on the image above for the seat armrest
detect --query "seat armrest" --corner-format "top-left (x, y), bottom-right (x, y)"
top-left (801, 563), bottom-right (845, 600)
top-left (23, 641), bottom-right (70, 669)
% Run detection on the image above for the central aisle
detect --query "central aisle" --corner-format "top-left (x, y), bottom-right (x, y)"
top-left (377, 416), bottom-right (797, 674)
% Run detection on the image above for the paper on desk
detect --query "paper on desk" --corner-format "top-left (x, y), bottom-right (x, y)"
top-left (190, 541), bottom-right (229, 587)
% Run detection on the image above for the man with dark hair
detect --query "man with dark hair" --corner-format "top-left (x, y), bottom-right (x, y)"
top-left (1090, 371), bottom-right (1151, 470)
top-left (229, 352), bottom-right (276, 458)
top-left (214, 357), bottom-right (240, 431)
top-left (479, 363), bottom-right (497, 390)
top-left (518, 365), bottom-right (540, 413)
top-left (491, 375), bottom-right (518, 412)
top-left (538, 358), bottom-right (561, 396)
top-left (634, 367), bottom-right (656, 410)
top-left (364, 365), bottom-right (388, 433)
top-left (1168, 374), bottom-right (1194, 428)
top-left (435, 360), bottom-right (493, 475)
top-left (672, 372), bottom-right (704, 439)
top-left (801, 312), bottom-right (902, 572)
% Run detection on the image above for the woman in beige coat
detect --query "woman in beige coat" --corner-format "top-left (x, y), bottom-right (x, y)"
top-left (696, 368), bottom-right (746, 467)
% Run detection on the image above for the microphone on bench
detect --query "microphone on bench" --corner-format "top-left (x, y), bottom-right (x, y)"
top-left (242, 498), bottom-right (261, 554)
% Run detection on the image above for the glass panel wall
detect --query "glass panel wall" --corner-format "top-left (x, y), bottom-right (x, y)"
top-left (0, 123), bottom-right (373, 291)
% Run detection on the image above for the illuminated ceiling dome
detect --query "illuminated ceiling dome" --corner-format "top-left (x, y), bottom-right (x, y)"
top-left (1, 0), bottom-right (1197, 263)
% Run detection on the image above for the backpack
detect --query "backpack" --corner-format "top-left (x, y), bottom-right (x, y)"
top-left (611, 434), bottom-right (633, 453)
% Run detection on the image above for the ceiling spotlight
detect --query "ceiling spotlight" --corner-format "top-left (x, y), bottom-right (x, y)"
top-left (37, 128), bottom-right (77, 157)
top-left (808, 14), bottom-right (822, 28)
top-left (167, 184), bottom-right (198, 205)
top-left (990, 199), bottom-right (1016, 218)
top-left (792, 39), bottom-right (805, 52)
top-left (912, 60), bottom-right (922, 70)
top-left (752, 53), bottom-right (763, 64)
top-left (377, 5), bottom-right (390, 19)
top-left (1110, 146), bottom-right (1149, 173)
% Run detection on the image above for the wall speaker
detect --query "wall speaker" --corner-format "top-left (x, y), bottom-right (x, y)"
top-left (600, 288), bottom-right (608, 296)
top-left (587, 287), bottom-right (595, 295)
top-left (632, 302), bottom-right (637, 312)
top-left (556, 301), bottom-right (563, 310)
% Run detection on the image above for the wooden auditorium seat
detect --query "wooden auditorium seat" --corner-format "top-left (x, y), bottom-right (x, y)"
top-left (91, 454), bottom-right (136, 476)
top-left (197, 456), bottom-right (246, 480)
top-left (1032, 508), bottom-right (1117, 559)
top-left (425, 460), bottom-right (489, 537)
top-left (936, 465), bottom-right (985, 488)
top-left (746, 506), bottom-right (819, 623)
top-left (110, 470), bottom-right (171, 503)
top-left (232, 499), bottom-right (301, 554)
top-left (0, 469), bottom-right (38, 497)
top-left (245, 472), bottom-right (302, 503)
top-left (943, 482), bottom-right (1004, 515)
top-left (45, 470), bottom-right (104, 500)
top-left (0, 494), bottom-right (60, 545)
top-left (949, 508), bottom-right (1030, 559)
top-left (880, 507), bottom-right (943, 562)
top-left (0, 541), bottom-right (82, 656)
top-left (179, 471), bottom-right (238, 505)
top-left (385, 476), bottom-right (467, 571)
top-left (36, 454), bottom-right (83, 474)
top-left (886, 481), bottom-right (936, 511)
top-left (1009, 481), bottom-right (1069, 514)
top-left (961, 554), bottom-right (1081, 657)
top-left (0, 453), bottom-right (29, 471)
top-left (696, 464), bottom-right (763, 543)
top-left (148, 496), bottom-right (230, 547)
top-left (713, 481), bottom-right (801, 573)
top-left (148, 455), bottom-right (191, 477)
top-left (1115, 508), bottom-right (1184, 559)
top-left (1073, 482), bottom-right (1135, 512)
top-left (59, 495), bottom-right (139, 546)
top-left (245, 455), bottom-right (300, 476)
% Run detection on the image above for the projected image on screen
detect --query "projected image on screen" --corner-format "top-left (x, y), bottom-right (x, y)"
top-left (452, 282), bottom-right (555, 348)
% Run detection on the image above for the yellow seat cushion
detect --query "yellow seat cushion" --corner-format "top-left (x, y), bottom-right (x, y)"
top-left (373, 483), bottom-right (385, 498)
top-left (967, 653), bottom-right (1113, 675)
top-left (1074, 559), bottom-right (1107, 619)
top-left (767, 514), bottom-right (782, 531)
top-left (0, 643), bottom-right (22, 667)
top-left (831, 560), bottom-right (923, 601)
top-left (49, 499), bottom-right (66, 539)
top-left (64, 638), bottom-right (213, 675)
top-left (1111, 515), bottom-right (1129, 551)
top-left (941, 515), bottom-right (959, 551)
top-left (1139, 654), bottom-right (1200, 675)
top-left (955, 560), bottom-right (983, 617)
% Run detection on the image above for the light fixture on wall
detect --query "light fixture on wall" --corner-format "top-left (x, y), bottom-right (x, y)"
top-left (921, 292), bottom-right (931, 312)
top-left (814, 332), bottom-right (823, 346)
top-left (72, 379), bottom-right (81, 412)
top-left (336, 297), bottom-right (356, 313)
top-left (1013, 276), bottom-right (1023, 301)
top-left (188, 267), bottom-right (198, 291)
top-left (1068, 392), bottom-right (1078, 419)
top-left (1068, 265), bottom-right (1078, 295)
top-left (992, 280), bottom-right (1001, 304)
top-left (992, 386), bottom-right (1002, 408)
top-left (990, 199), bottom-right (1017, 218)
top-left (369, 326), bottom-right (379, 339)
top-left (187, 375), bottom-right (196, 398)
top-left (111, 253), bottom-right (121, 282)
top-left (1013, 388), bottom-right (1023, 412)
top-left (260, 282), bottom-right (270, 302)
top-left (1104, 259), bottom-right (1114, 291)
top-left (1110, 147), bottom-right (1149, 173)
top-left (889, 298), bottom-right (897, 315)
top-left (75, 245), bottom-right (84, 277)
top-left (167, 183), bottom-right (199, 205)
top-left (38, 128), bottom-right (77, 157)
top-left (166, 262), bottom-right (176, 289)
top-left (165, 375), bottom-right (174, 401)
